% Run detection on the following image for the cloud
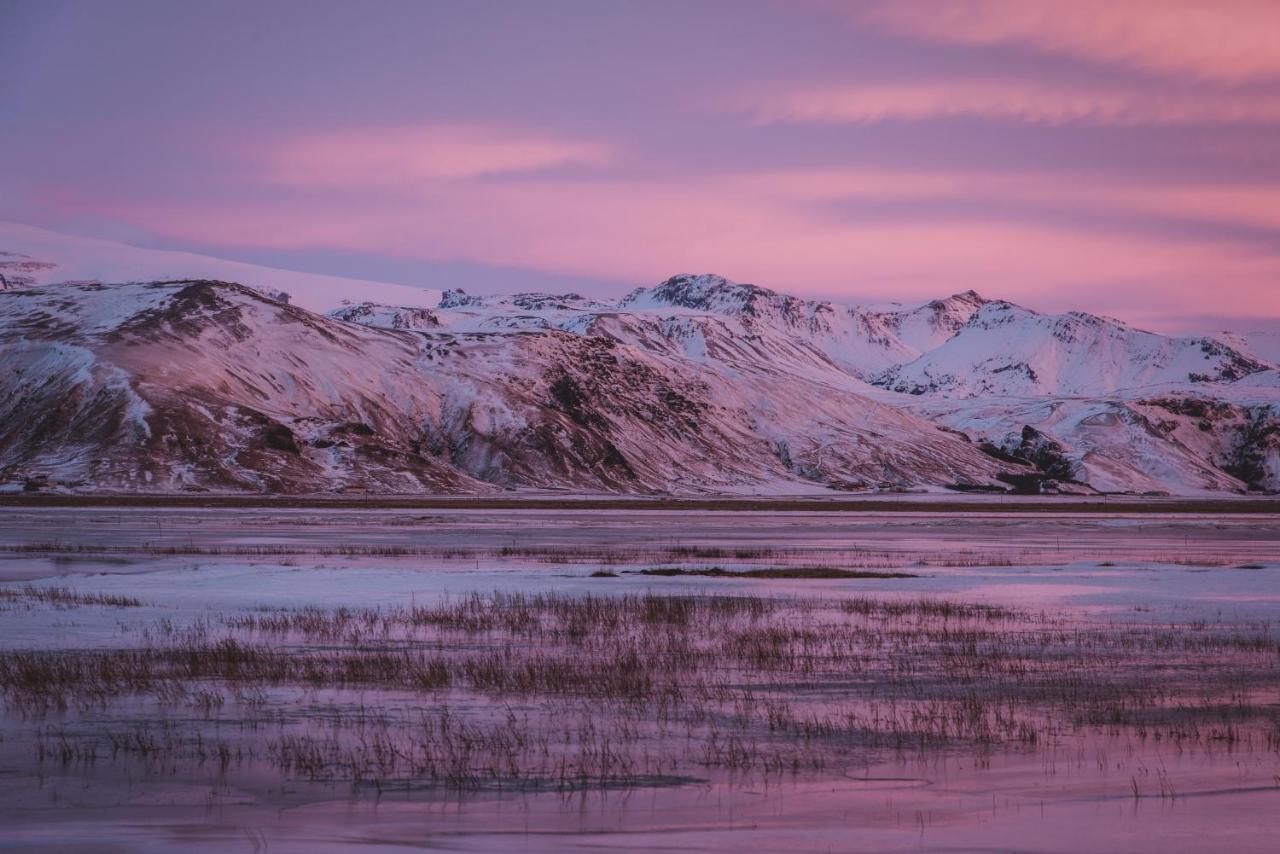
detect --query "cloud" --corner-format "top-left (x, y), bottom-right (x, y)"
top-left (270, 124), bottom-right (613, 188)
top-left (747, 80), bottom-right (1280, 126)
top-left (859, 0), bottom-right (1280, 84)
top-left (742, 168), bottom-right (1280, 234)
top-left (56, 166), bottom-right (1280, 325)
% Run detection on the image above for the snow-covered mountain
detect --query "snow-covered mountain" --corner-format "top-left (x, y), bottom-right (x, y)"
top-left (873, 301), bottom-right (1269, 398)
top-left (616, 274), bottom-right (986, 377)
top-left (0, 221), bottom-right (441, 313)
top-left (905, 395), bottom-right (1274, 495)
top-left (0, 279), bottom-right (1015, 494)
top-left (1216, 329), bottom-right (1280, 366)
top-left (325, 277), bottom-right (1278, 495)
top-left (2, 224), bottom-right (1277, 496)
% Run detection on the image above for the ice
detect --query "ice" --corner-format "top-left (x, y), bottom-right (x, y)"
top-left (1, 506), bottom-right (1278, 851)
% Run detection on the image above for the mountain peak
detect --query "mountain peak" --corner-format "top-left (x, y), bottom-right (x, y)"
top-left (438, 288), bottom-right (604, 312)
top-left (877, 299), bottom-right (1269, 398)
top-left (937, 289), bottom-right (984, 305)
top-left (946, 289), bottom-right (986, 309)
top-left (619, 274), bottom-right (807, 320)
top-left (438, 288), bottom-right (483, 309)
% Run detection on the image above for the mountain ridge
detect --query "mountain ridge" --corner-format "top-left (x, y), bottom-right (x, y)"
top-left (3, 223), bottom-right (1277, 496)
top-left (0, 279), bottom-right (1019, 495)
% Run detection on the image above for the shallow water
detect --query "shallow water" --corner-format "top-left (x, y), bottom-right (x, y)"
top-left (0, 506), bottom-right (1278, 852)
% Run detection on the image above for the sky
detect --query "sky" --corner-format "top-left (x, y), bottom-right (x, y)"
top-left (2, 0), bottom-right (1279, 331)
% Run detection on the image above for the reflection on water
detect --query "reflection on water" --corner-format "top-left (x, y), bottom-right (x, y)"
top-left (0, 507), bottom-right (1278, 852)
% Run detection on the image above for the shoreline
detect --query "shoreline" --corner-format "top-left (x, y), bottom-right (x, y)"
top-left (2, 492), bottom-right (1278, 514)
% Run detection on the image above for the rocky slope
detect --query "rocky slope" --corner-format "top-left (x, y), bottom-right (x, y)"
top-left (0, 280), bottom-right (1015, 494)
top-left (873, 301), bottom-right (1269, 398)
top-left (332, 275), bottom-right (1280, 495)
top-left (2, 220), bottom-right (1277, 496)
top-left (617, 273), bottom-right (986, 377)
top-left (863, 301), bottom-right (1278, 494)
top-left (906, 395), bottom-right (1273, 495)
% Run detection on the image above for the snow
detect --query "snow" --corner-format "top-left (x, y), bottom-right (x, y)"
top-left (3, 244), bottom-right (1279, 496)
top-left (0, 221), bottom-right (441, 314)
top-left (2, 507), bottom-right (1279, 851)
top-left (0, 279), bottom-right (1015, 494)
top-left (1216, 329), bottom-right (1280, 364)
top-left (875, 301), bottom-right (1273, 398)
top-left (611, 274), bottom-right (984, 377)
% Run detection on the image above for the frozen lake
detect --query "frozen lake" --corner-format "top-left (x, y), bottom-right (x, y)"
top-left (0, 505), bottom-right (1277, 852)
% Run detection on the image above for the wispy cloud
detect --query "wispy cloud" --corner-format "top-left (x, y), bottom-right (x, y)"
top-left (860, 0), bottom-right (1280, 84)
top-left (10, 2), bottom-right (1280, 329)
top-left (270, 124), bottom-right (613, 188)
top-left (740, 168), bottom-right (1280, 233)
top-left (747, 80), bottom-right (1280, 126)
top-left (66, 164), bottom-right (1280, 326)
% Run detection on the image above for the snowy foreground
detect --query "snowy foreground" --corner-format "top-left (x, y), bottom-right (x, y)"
top-left (1, 506), bottom-right (1278, 852)
top-left (3, 221), bottom-right (1279, 497)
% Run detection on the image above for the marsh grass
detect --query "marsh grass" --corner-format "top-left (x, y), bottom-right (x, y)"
top-left (634, 567), bottom-right (918, 579)
top-left (0, 539), bottom-right (1271, 575)
top-left (0, 586), bottom-right (143, 608)
top-left (3, 591), bottom-right (1279, 796)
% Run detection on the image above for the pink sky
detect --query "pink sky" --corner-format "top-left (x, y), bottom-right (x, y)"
top-left (2, 0), bottom-right (1279, 331)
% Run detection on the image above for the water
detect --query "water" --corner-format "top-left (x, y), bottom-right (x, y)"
top-left (0, 506), bottom-right (1277, 852)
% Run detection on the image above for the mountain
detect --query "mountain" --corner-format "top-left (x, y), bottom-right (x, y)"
top-left (2, 226), bottom-right (1276, 497)
top-left (873, 301), bottom-right (1269, 398)
top-left (0, 279), bottom-right (1015, 494)
top-left (1215, 330), bottom-right (1280, 366)
top-left (333, 278), bottom-right (1279, 495)
top-left (867, 302), bottom-right (1278, 494)
top-left (617, 274), bottom-right (986, 377)
top-left (330, 275), bottom-right (992, 396)
top-left (0, 221), bottom-right (441, 314)
top-left (905, 395), bottom-right (1276, 495)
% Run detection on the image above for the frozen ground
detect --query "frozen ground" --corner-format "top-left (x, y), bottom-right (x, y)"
top-left (0, 506), bottom-right (1278, 852)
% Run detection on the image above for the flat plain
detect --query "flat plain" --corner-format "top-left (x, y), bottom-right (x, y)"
top-left (0, 502), bottom-right (1277, 852)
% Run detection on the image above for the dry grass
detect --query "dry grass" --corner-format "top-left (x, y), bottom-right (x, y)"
top-left (0, 585), bottom-right (142, 608)
top-left (3, 591), bottom-right (1278, 795)
top-left (2, 539), bottom-right (1268, 574)
top-left (635, 566), bottom-right (917, 579)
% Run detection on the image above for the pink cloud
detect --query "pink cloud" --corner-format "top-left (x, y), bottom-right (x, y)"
top-left (743, 168), bottom-right (1280, 234)
top-left (271, 124), bottom-right (613, 188)
top-left (860, 0), bottom-right (1280, 84)
top-left (58, 167), bottom-right (1280, 326)
top-left (747, 80), bottom-right (1280, 126)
